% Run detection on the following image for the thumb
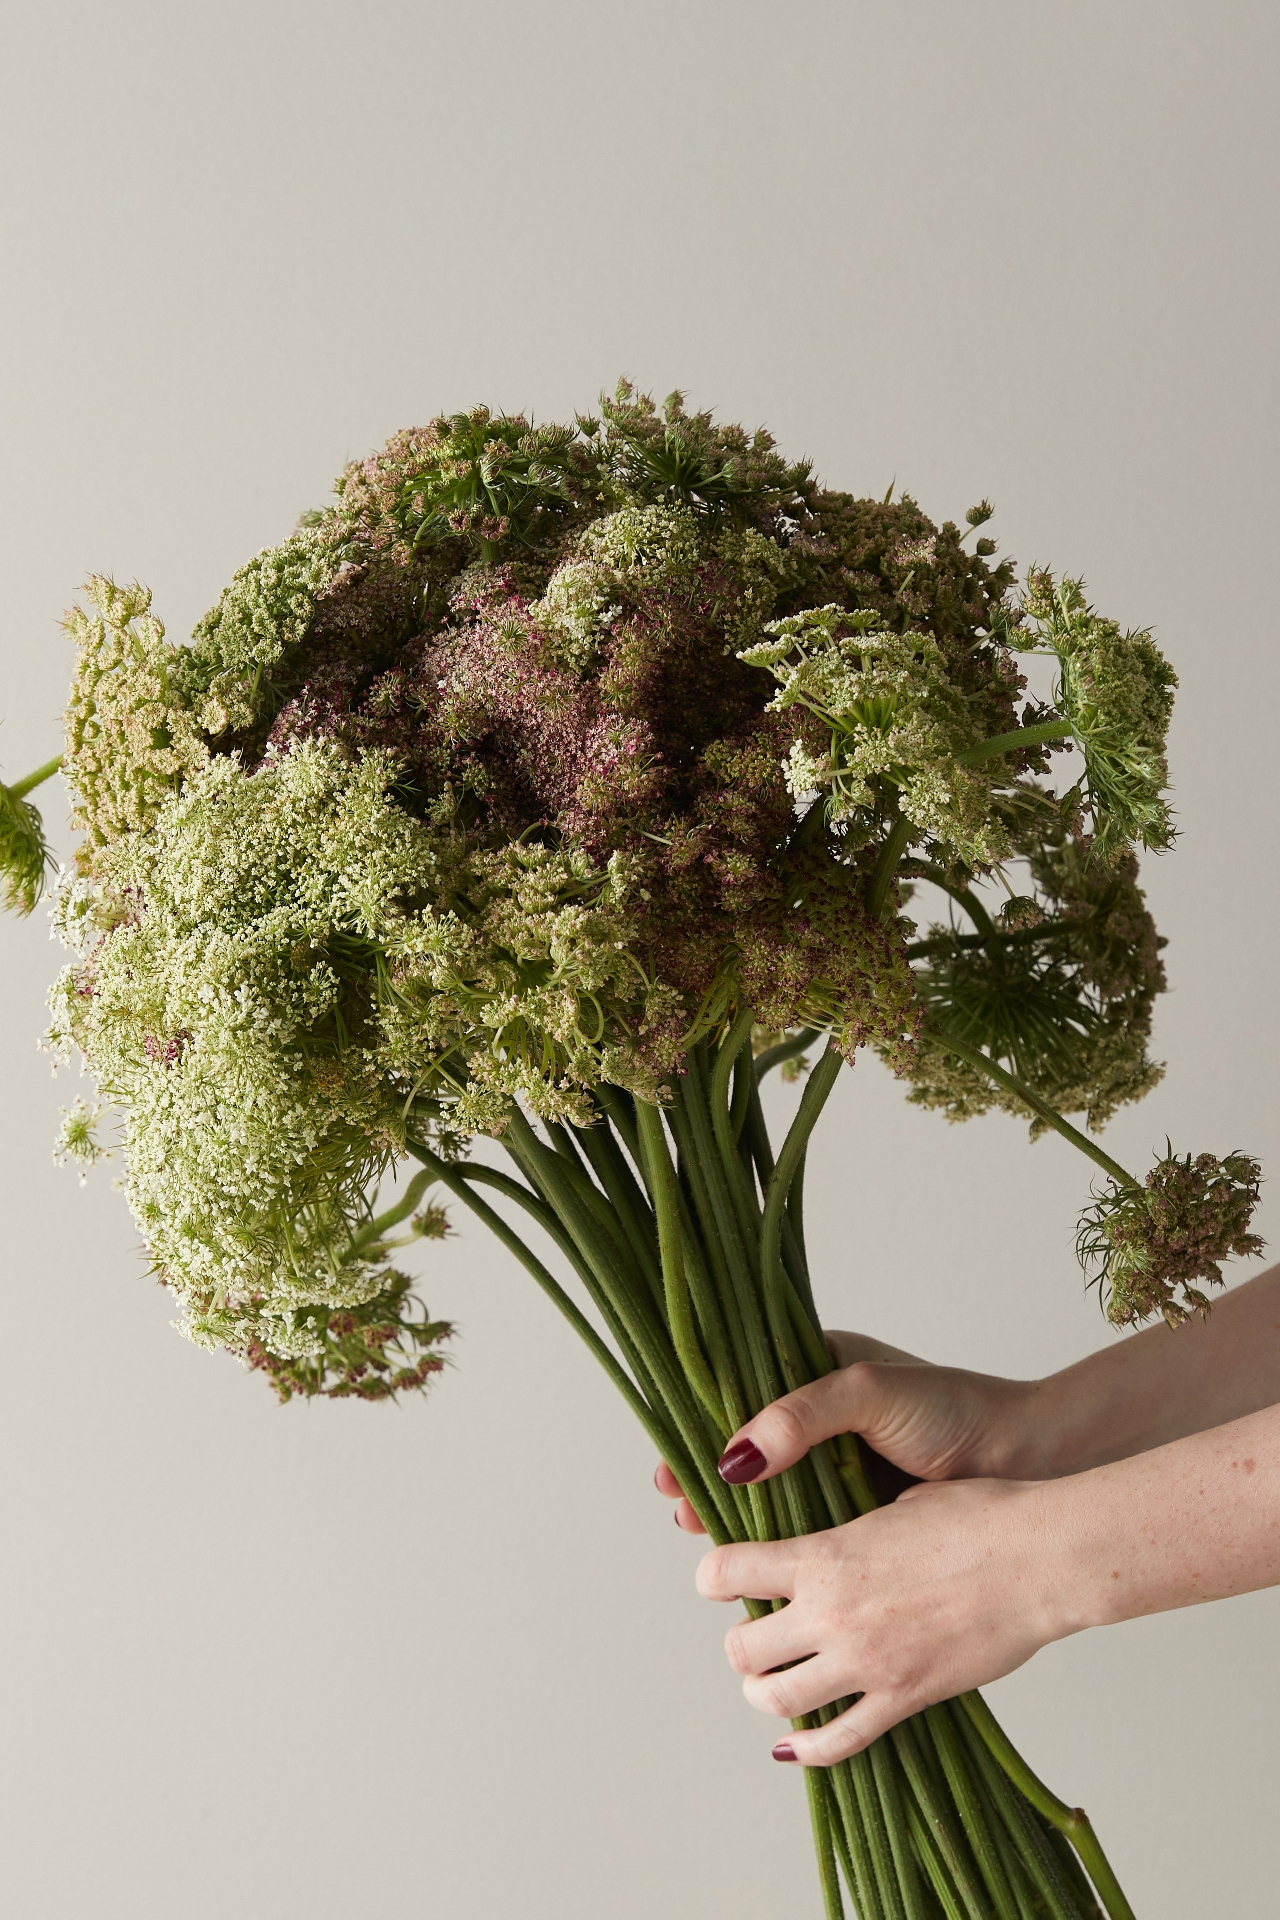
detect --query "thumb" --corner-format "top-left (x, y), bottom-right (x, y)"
top-left (717, 1362), bottom-right (904, 1485)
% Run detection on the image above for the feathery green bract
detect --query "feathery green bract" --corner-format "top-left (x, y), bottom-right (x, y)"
top-left (0, 779), bottom-right (51, 915)
top-left (1013, 570), bottom-right (1177, 857)
top-left (1079, 1149), bottom-right (1264, 1326)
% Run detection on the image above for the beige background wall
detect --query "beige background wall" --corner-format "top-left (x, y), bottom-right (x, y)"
top-left (1, 4), bottom-right (1276, 1914)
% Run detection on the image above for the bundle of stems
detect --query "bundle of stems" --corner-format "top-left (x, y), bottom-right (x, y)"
top-left (406, 1009), bottom-right (1135, 1920)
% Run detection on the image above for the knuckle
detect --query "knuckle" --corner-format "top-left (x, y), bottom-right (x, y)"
top-left (768, 1399), bottom-right (811, 1458)
top-left (757, 1673), bottom-right (798, 1718)
top-left (700, 1546), bottom-right (730, 1592)
top-left (723, 1622), bottom-right (753, 1673)
top-left (843, 1359), bottom-right (882, 1401)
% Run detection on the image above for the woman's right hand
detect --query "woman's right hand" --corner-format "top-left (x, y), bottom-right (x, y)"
top-left (659, 1331), bottom-right (1052, 1532)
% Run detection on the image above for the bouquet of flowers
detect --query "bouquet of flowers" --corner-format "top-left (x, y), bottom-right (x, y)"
top-left (3, 383), bottom-right (1263, 1919)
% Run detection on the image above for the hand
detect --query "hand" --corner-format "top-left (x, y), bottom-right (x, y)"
top-left (697, 1477), bottom-right (1065, 1764)
top-left (655, 1329), bottom-right (1047, 1533)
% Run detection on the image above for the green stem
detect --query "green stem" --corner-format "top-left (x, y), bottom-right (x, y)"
top-left (502, 1111), bottom-right (737, 1531)
top-left (403, 1140), bottom-right (690, 1497)
top-left (542, 1117), bottom-right (665, 1320)
top-left (870, 1736), bottom-right (931, 1920)
top-left (5, 754), bottom-right (62, 802)
top-left (594, 1084), bottom-right (642, 1163)
top-left (986, 1811), bottom-right (1046, 1920)
top-left (929, 1028), bottom-right (1138, 1189)
top-left (759, 1045), bottom-right (843, 1391)
top-left (753, 1024), bottom-right (823, 1081)
top-left (907, 923), bottom-right (1074, 961)
top-left (742, 1080), bottom-right (820, 1331)
top-left (572, 1117), bottom-right (665, 1311)
top-left (677, 1055), bottom-right (781, 1414)
top-left (709, 1009), bottom-right (767, 1252)
top-left (665, 1092), bottom-right (763, 1434)
top-left (923, 1703), bottom-right (1020, 1920)
top-left (868, 814), bottom-right (913, 918)
top-left (634, 1100), bottom-right (729, 1435)
top-left (483, 1126), bottom-right (735, 1536)
top-left (905, 1800), bottom-right (968, 1920)
top-left (906, 863), bottom-right (997, 938)
top-left (806, 1768), bottom-right (848, 1920)
top-left (828, 1751), bottom-right (888, 1920)
top-left (849, 1748), bottom-right (908, 1920)
top-left (890, 1719), bottom-right (991, 1920)
top-left (949, 1703), bottom-right (1087, 1920)
top-left (340, 1167), bottom-right (434, 1260)
top-left (957, 1694), bottom-right (1134, 1920)
top-left (956, 719), bottom-right (1073, 767)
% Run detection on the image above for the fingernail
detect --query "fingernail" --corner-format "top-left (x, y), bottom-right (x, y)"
top-left (654, 1465), bottom-right (665, 1490)
top-left (718, 1438), bottom-right (767, 1484)
top-left (772, 1742), bottom-right (798, 1763)
top-left (674, 1506), bottom-right (683, 1526)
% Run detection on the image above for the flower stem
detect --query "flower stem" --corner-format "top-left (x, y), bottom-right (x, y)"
top-left (635, 1099), bottom-right (729, 1435)
top-left (806, 1767), bottom-right (848, 1920)
top-left (929, 1029), bottom-right (1138, 1190)
top-left (753, 1024), bottom-right (823, 1081)
top-left (956, 719), bottom-right (1073, 766)
top-left (957, 1694), bottom-right (1134, 1920)
top-left (5, 754), bottom-right (62, 802)
top-left (924, 1703), bottom-right (1021, 1920)
top-left (869, 814), bottom-right (913, 918)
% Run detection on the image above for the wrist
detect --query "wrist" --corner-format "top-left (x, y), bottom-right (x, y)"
top-left (1018, 1473), bottom-right (1117, 1642)
top-left (974, 1376), bottom-right (1073, 1481)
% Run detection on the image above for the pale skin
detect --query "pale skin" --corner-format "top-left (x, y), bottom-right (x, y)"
top-left (655, 1264), bottom-right (1280, 1766)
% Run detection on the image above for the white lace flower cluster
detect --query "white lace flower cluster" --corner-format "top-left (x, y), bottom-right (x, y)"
top-left (45, 738), bottom-right (686, 1365)
top-left (740, 606), bottom-right (1008, 867)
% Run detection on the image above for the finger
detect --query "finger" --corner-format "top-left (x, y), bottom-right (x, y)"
top-left (673, 1497), bottom-right (706, 1534)
top-left (723, 1606), bottom-right (822, 1677)
top-left (773, 1692), bottom-right (916, 1768)
top-left (716, 1364), bottom-right (907, 1485)
top-left (696, 1539), bottom-right (798, 1603)
top-left (743, 1655), bottom-right (852, 1722)
top-left (653, 1460), bottom-right (683, 1499)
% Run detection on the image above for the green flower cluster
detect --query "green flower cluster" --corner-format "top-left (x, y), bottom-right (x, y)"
top-left (62, 577), bottom-right (210, 849)
top-left (902, 836), bottom-right (1167, 1134)
top-left (10, 380), bottom-right (1255, 1396)
top-left (741, 606), bottom-right (1014, 867)
top-left (1079, 1150), bottom-right (1265, 1326)
top-left (0, 775), bottom-right (51, 915)
top-left (1011, 570), bottom-right (1177, 857)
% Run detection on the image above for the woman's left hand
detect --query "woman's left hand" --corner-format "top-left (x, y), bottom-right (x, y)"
top-left (696, 1477), bottom-right (1069, 1766)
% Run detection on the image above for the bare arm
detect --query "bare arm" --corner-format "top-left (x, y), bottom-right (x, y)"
top-left (1022, 1264), bottom-right (1280, 1474)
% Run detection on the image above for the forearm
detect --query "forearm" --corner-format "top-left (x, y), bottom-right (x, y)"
top-left (1041, 1400), bottom-right (1280, 1637)
top-left (1022, 1264), bottom-right (1280, 1478)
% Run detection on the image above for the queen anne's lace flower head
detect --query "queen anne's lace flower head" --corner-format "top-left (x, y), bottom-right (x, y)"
top-left (1079, 1151), bottom-right (1264, 1326)
top-left (32, 380), bottom-right (1236, 1394)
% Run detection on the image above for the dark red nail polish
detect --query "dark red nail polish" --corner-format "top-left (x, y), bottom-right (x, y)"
top-left (772, 1742), bottom-right (798, 1763)
top-left (718, 1437), bottom-right (767, 1484)
top-left (674, 1506), bottom-right (683, 1526)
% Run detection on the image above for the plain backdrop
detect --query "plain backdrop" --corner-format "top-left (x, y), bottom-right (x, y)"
top-left (1, 3), bottom-right (1277, 1915)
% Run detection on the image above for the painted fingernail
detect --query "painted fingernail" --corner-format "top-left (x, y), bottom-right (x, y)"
top-left (718, 1438), bottom-right (767, 1484)
top-left (654, 1465), bottom-right (665, 1490)
top-left (772, 1742), bottom-right (798, 1763)
top-left (674, 1506), bottom-right (683, 1526)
